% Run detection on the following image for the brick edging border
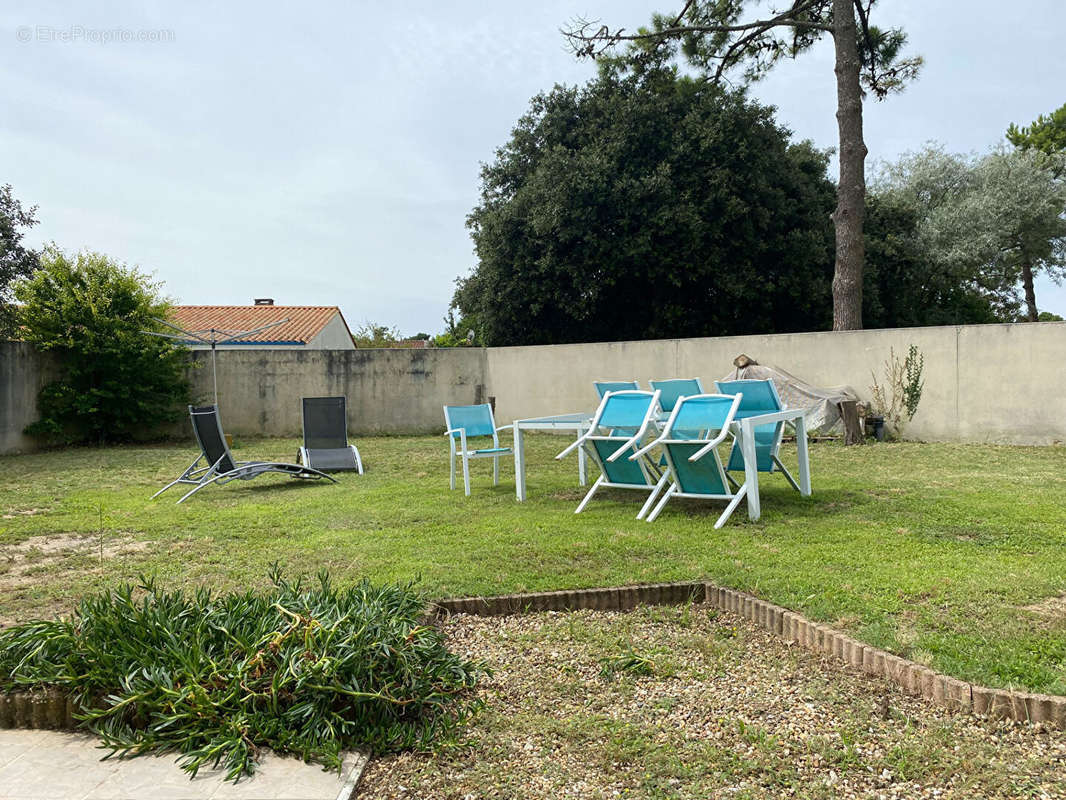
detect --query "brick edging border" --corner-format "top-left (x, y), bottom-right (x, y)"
top-left (3, 580), bottom-right (1063, 730)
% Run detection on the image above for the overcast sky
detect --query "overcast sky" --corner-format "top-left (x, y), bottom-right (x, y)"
top-left (3, 1), bottom-right (1064, 334)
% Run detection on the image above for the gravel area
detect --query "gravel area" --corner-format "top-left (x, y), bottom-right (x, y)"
top-left (360, 605), bottom-right (1066, 799)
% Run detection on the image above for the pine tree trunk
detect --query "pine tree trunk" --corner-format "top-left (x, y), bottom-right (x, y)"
top-left (1021, 260), bottom-right (1039, 321)
top-left (830, 0), bottom-right (867, 331)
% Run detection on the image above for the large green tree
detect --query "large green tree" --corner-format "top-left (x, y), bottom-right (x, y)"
top-left (0, 184), bottom-right (40, 336)
top-left (456, 64), bottom-right (836, 345)
top-left (1005, 102), bottom-right (1066, 319)
top-left (15, 248), bottom-right (191, 444)
top-left (862, 194), bottom-right (1011, 327)
top-left (565, 0), bottom-right (922, 331)
top-left (872, 144), bottom-right (1066, 322)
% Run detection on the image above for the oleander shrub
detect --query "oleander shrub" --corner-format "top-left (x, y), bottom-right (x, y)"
top-left (0, 568), bottom-right (485, 780)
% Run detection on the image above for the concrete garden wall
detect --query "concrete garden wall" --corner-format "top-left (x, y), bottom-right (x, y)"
top-left (485, 322), bottom-right (1066, 445)
top-left (2, 321), bottom-right (1063, 452)
top-left (0, 342), bottom-right (58, 455)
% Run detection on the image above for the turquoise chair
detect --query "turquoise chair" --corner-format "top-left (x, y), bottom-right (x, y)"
top-left (650, 378), bottom-right (704, 413)
top-left (714, 379), bottom-right (799, 491)
top-left (556, 390), bottom-right (664, 515)
top-left (443, 404), bottom-right (512, 496)
top-left (649, 378), bottom-right (705, 467)
top-left (594, 380), bottom-right (639, 399)
top-left (629, 393), bottom-right (746, 528)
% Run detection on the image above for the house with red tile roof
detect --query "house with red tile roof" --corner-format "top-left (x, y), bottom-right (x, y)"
top-left (168, 300), bottom-right (355, 350)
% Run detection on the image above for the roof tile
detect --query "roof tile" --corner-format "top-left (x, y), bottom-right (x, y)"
top-left (168, 306), bottom-right (345, 345)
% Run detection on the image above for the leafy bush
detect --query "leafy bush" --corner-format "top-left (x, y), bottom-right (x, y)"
top-left (0, 569), bottom-right (485, 781)
top-left (351, 320), bottom-right (402, 348)
top-left (14, 248), bottom-right (190, 444)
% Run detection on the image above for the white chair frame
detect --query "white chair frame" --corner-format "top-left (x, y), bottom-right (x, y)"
top-left (715, 379), bottom-right (800, 492)
top-left (443, 405), bottom-right (512, 496)
top-left (556, 389), bottom-right (664, 516)
top-left (629, 393), bottom-right (747, 528)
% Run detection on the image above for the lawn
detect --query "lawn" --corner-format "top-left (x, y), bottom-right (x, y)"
top-left (1, 434), bottom-right (1065, 694)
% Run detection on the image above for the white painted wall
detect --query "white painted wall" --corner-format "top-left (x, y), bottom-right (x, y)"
top-left (4, 322), bottom-right (1064, 451)
top-left (308, 314), bottom-right (355, 350)
top-left (486, 322), bottom-right (1066, 445)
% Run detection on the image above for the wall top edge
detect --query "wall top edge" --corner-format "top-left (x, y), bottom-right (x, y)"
top-left (483, 321), bottom-right (1064, 353)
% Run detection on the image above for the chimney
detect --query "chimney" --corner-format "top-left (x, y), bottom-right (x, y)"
top-left (254, 298), bottom-right (274, 306)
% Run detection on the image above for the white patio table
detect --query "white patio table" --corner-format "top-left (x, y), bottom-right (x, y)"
top-left (512, 407), bottom-right (812, 522)
top-left (512, 412), bottom-right (591, 502)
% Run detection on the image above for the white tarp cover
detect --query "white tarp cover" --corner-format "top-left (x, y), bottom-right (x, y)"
top-left (718, 363), bottom-right (858, 435)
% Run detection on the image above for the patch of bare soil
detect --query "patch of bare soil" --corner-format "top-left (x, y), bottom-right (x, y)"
top-left (1024, 595), bottom-right (1066, 620)
top-left (0, 533), bottom-right (150, 591)
top-left (1, 508), bottom-right (50, 519)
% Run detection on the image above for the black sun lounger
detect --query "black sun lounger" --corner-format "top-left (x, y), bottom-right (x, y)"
top-left (152, 405), bottom-right (336, 504)
top-left (298, 396), bottom-right (364, 473)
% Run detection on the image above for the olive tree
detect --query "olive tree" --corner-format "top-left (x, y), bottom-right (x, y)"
top-left (872, 144), bottom-right (1066, 321)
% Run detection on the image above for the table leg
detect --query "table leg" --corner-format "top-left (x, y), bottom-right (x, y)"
top-left (795, 414), bottom-right (811, 496)
top-left (577, 424), bottom-right (587, 487)
top-left (740, 418), bottom-right (761, 521)
top-left (513, 423), bottom-right (526, 502)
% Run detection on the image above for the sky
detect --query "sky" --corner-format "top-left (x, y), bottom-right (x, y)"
top-left (3, 1), bottom-right (1065, 334)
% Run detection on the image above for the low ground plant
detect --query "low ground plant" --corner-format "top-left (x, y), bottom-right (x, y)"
top-left (0, 567), bottom-right (485, 780)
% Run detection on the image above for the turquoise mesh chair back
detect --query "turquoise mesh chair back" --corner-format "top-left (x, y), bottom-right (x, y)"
top-left (597, 391), bottom-right (656, 435)
top-left (666, 443), bottom-right (729, 495)
top-left (585, 390), bottom-right (659, 487)
top-left (661, 395), bottom-right (737, 495)
top-left (668, 394), bottom-right (736, 438)
top-left (715, 379), bottom-right (784, 471)
top-left (444, 404), bottom-right (496, 439)
top-left (594, 380), bottom-right (639, 399)
top-left (650, 378), bottom-right (704, 413)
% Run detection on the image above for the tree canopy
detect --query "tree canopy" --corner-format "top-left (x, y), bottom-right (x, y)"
top-left (862, 193), bottom-right (1010, 328)
top-left (1007, 102), bottom-right (1066, 156)
top-left (15, 248), bottom-right (191, 444)
top-left (455, 65), bottom-right (837, 345)
top-left (564, 0), bottom-right (922, 331)
top-left (870, 144), bottom-right (1066, 322)
top-left (0, 184), bottom-right (40, 336)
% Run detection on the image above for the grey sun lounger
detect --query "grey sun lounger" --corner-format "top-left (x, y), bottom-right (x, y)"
top-left (153, 405), bottom-right (336, 504)
top-left (297, 396), bottom-right (364, 473)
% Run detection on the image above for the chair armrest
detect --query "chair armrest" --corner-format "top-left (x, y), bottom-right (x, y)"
top-left (607, 415), bottom-right (654, 461)
top-left (688, 441), bottom-right (719, 462)
top-left (628, 437), bottom-right (663, 460)
top-left (555, 436), bottom-right (586, 460)
top-left (494, 424), bottom-right (512, 433)
top-left (606, 433), bottom-right (645, 462)
top-left (444, 428), bottom-right (462, 437)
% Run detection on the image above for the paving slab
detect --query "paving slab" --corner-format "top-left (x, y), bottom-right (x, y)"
top-left (0, 730), bottom-right (367, 800)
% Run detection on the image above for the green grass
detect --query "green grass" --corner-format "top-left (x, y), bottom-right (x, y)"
top-left (2, 434), bottom-right (1066, 693)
